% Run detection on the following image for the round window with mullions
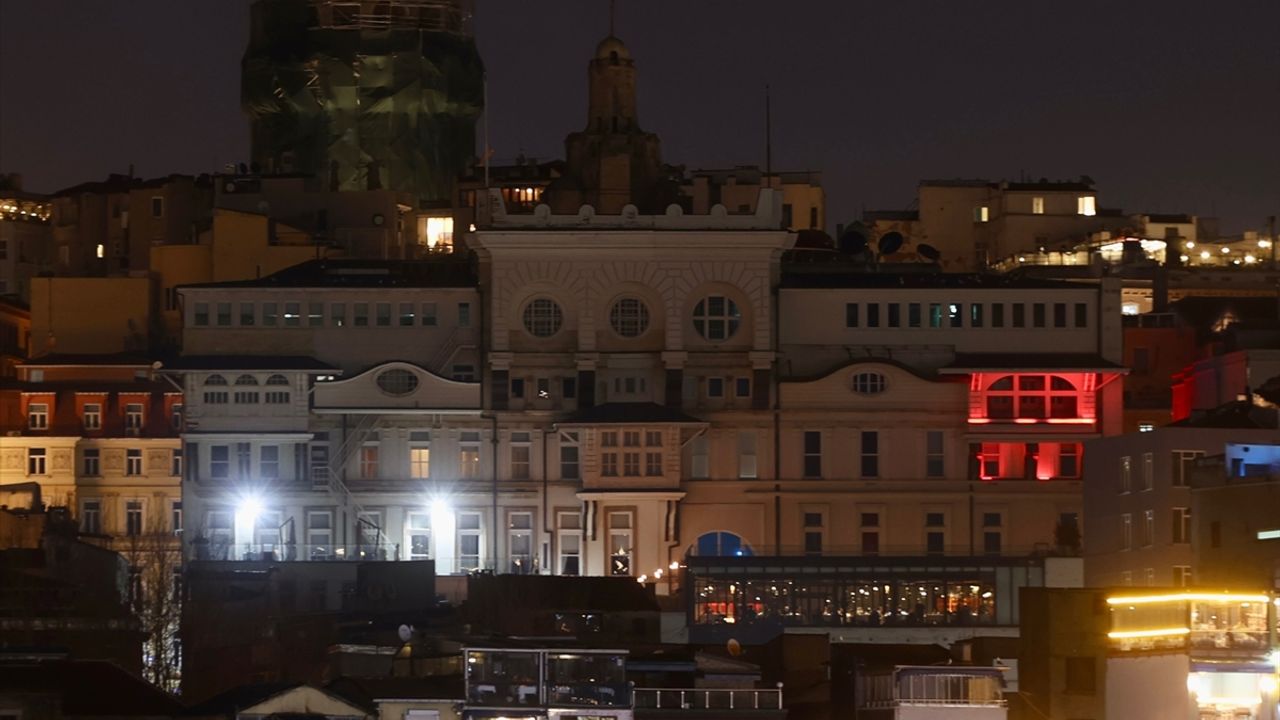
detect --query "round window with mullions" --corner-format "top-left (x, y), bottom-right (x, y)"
top-left (609, 297), bottom-right (651, 338)
top-left (522, 298), bottom-right (564, 338)
top-left (692, 295), bottom-right (741, 341)
top-left (376, 368), bottom-right (419, 396)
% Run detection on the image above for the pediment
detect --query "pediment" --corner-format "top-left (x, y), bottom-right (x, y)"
top-left (313, 361), bottom-right (480, 411)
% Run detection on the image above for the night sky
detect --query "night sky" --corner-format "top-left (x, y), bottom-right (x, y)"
top-left (2, 0), bottom-right (1277, 233)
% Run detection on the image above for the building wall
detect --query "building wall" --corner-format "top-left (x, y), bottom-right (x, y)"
top-left (1105, 654), bottom-right (1190, 720)
top-left (1193, 446), bottom-right (1280, 589)
top-left (1017, 587), bottom-right (1107, 720)
top-left (28, 276), bottom-right (151, 356)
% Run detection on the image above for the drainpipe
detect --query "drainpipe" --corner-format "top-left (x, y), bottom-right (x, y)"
top-left (542, 427), bottom-right (551, 573)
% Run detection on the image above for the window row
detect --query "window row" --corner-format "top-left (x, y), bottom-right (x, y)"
top-left (25, 447), bottom-right (182, 477)
top-left (798, 430), bottom-right (945, 479)
top-left (202, 374), bottom-right (292, 406)
top-left (81, 497), bottom-right (182, 537)
top-left (519, 295), bottom-right (742, 342)
top-left (844, 301), bottom-right (1089, 330)
top-left (25, 401), bottom-right (179, 432)
top-left (1119, 450), bottom-right (1204, 493)
top-left (793, 509), bottom-right (1012, 556)
top-left (192, 300), bottom-right (472, 329)
top-left (1118, 507), bottom-right (1190, 550)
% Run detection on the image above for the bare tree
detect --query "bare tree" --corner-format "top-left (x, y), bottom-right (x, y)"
top-left (121, 508), bottom-right (183, 694)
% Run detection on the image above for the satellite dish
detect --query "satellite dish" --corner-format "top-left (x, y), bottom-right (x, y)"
top-left (837, 229), bottom-right (868, 255)
top-left (917, 243), bottom-right (941, 262)
top-left (727, 638), bottom-right (743, 657)
top-left (878, 232), bottom-right (904, 256)
top-left (397, 624), bottom-right (414, 643)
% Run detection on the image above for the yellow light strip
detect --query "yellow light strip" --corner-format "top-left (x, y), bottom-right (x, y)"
top-left (1106, 592), bottom-right (1270, 605)
top-left (1108, 627), bottom-right (1191, 639)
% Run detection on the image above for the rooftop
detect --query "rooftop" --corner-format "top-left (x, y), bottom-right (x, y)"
top-left (179, 258), bottom-right (478, 290)
top-left (779, 270), bottom-right (1097, 290)
top-left (943, 352), bottom-right (1127, 372)
top-left (160, 355), bottom-right (338, 372)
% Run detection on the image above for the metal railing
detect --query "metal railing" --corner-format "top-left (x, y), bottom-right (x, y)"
top-left (863, 673), bottom-right (1005, 708)
top-left (686, 543), bottom-right (1070, 559)
top-left (633, 688), bottom-right (783, 711)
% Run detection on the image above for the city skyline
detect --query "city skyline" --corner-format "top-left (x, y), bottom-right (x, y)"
top-left (2, 0), bottom-right (1278, 232)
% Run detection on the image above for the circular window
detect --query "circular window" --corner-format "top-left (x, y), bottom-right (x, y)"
top-left (376, 369), bottom-right (419, 395)
top-left (692, 295), bottom-right (741, 341)
top-left (522, 298), bottom-right (563, 338)
top-left (852, 372), bottom-right (887, 395)
top-left (609, 297), bottom-right (650, 337)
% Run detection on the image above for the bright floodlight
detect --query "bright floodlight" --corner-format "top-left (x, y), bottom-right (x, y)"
top-left (430, 498), bottom-right (450, 516)
top-left (237, 493), bottom-right (264, 523)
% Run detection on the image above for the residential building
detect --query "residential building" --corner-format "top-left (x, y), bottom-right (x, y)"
top-left (0, 295), bottom-right (30, 376)
top-left (682, 167), bottom-right (825, 231)
top-left (1191, 442), bottom-right (1280, 590)
top-left (0, 175), bottom-right (53, 300)
top-left (185, 684), bottom-right (373, 719)
top-left (1016, 587), bottom-right (1108, 720)
top-left (1083, 416), bottom-right (1277, 588)
top-left (28, 276), bottom-right (152, 357)
top-left (858, 665), bottom-right (1007, 719)
top-left (0, 658), bottom-right (183, 719)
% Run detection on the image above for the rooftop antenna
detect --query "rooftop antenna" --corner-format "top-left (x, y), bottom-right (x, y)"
top-left (764, 84), bottom-right (773, 179)
top-left (609, 0), bottom-right (617, 36)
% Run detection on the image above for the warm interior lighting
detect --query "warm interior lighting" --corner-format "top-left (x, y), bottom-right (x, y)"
top-left (1077, 196), bottom-right (1097, 216)
top-left (1107, 627), bottom-right (1190, 639)
top-left (1256, 529), bottom-right (1280, 540)
top-left (1107, 592), bottom-right (1271, 605)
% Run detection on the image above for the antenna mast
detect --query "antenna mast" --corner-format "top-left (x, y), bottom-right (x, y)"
top-left (765, 84), bottom-right (773, 178)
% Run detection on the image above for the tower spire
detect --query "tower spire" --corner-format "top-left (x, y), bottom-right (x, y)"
top-left (609, 0), bottom-right (617, 36)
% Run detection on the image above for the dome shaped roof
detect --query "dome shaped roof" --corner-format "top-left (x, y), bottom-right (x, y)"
top-left (595, 35), bottom-right (631, 61)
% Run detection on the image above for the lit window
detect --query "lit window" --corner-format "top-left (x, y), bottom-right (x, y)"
top-left (609, 297), bottom-right (650, 337)
top-left (974, 206), bottom-right (990, 223)
top-left (27, 402), bottom-right (48, 430)
top-left (983, 374), bottom-right (1080, 420)
top-left (1077, 195), bottom-right (1096, 216)
top-left (852, 372), bottom-right (887, 395)
top-left (1032, 196), bottom-right (1045, 214)
top-left (692, 295), bottom-right (741, 341)
top-left (126, 448), bottom-right (143, 476)
top-left (27, 448), bottom-right (46, 475)
top-left (424, 216), bottom-right (453, 249)
top-left (522, 298), bottom-right (563, 338)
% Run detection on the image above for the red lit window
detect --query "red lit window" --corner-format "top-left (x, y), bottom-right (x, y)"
top-left (984, 374), bottom-right (1080, 420)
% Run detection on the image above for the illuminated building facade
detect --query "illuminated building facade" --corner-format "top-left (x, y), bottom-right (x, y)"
top-left (0, 176), bottom-right (52, 301)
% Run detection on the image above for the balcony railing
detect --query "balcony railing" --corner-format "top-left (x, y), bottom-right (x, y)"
top-left (633, 688), bottom-right (783, 711)
top-left (863, 673), bottom-right (1005, 709)
top-left (686, 543), bottom-right (1074, 559)
top-left (191, 541), bottom-right (399, 562)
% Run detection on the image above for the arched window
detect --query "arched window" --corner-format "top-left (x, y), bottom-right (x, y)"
top-left (985, 374), bottom-right (1079, 419)
top-left (204, 374), bottom-right (227, 386)
top-left (522, 298), bottom-right (563, 338)
top-left (265, 374), bottom-right (289, 386)
top-left (234, 374), bottom-right (259, 386)
top-left (376, 369), bottom-right (419, 396)
top-left (695, 531), bottom-right (753, 557)
top-left (692, 296), bottom-right (741, 341)
top-left (852, 372), bottom-right (887, 395)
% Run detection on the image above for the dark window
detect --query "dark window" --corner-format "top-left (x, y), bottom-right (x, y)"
top-left (803, 431), bottom-right (822, 478)
top-left (983, 531), bottom-right (1001, 554)
top-left (845, 303), bottom-right (858, 328)
top-left (992, 303), bottom-right (1005, 327)
top-left (735, 377), bottom-right (751, 397)
top-left (860, 431), bottom-right (879, 477)
top-left (562, 377), bottom-right (577, 399)
top-left (782, 204), bottom-right (793, 228)
top-left (929, 303), bottom-right (943, 328)
top-left (511, 378), bottom-right (525, 399)
top-left (970, 303), bottom-right (984, 327)
top-left (1064, 657), bottom-right (1096, 694)
top-left (908, 303), bottom-right (921, 327)
top-left (926, 532), bottom-right (945, 555)
top-left (1074, 302), bottom-right (1088, 327)
top-left (1033, 303), bottom-right (1046, 327)
top-left (949, 303), bottom-right (963, 328)
top-left (1013, 304), bottom-right (1026, 327)
top-left (1053, 303), bottom-right (1067, 328)
top-left (867, 303), bottom-right (880, 328)
top-left (809, 207), bottom-right (819, 229)
top-left (887, 303), bottom-right (900, 327)
top-left (861, 531), bottom-right (879, 554)
top-left (860, 513), bottom-right (880, 527)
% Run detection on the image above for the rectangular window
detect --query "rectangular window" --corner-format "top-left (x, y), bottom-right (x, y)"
top-left (1142, 509), bottom-right (1155, 546)
top-left (82, 403), bottom-right (102, 430)
top-left (1172, 507), bottom-right (1190, 544)
top-left (974, 205), bottom-right (989, 222)
top-left (1172, 450), bottom-right (1204, 487)
top-left (867, 302), bottom-right (880, 328)
top-left (1033, 303), bottom-right (1046, 327)
top-left (706, 377), bottom-right (724, 398)
top-left (210, 445), bottom-right (230, 478)
top-left (690, 434), bottom-right (709, 479)
top-left (1077, 195), bottom-right (1096, 216)
top-left (260, 445), bottom-right (280, 479)
top-left (263, 302), bottom-right (279, 326)
top-left (1032, 196), bottom-right (1045, 215)
top-left (562, 376), bottom-right (577, 399)
top-left (459, 432), bottom-right (480, 479)
top-left (738, 431), bottom-right (757, 479)
top-left (458, 302), bottom-right (472, 327)
top-left (308, 511), bottom-right (335, 560)
top-left (511, 377), bottom-right (525, 399)
top-left (282, 302), bottom-right (301, 326)
top-left (623, 451), bottom-right (641, 476)
top-left (860, 512), bottom-right (879, 554)
top-left (27, 402), bottom-right (48, 429)
top-left (967, 302), bottom-right (982, 328)
top-left (608, 512), bottom-right (633, 576)
top-left (452, 364), bottom-right (476, 382)
top-left (125, 403), bottom-right (144, 430)
top-left (510, 432), bottom-right (531, 480)
top-left (1141, 452), bottom-right (1153, 490)
top-left (908, 302), bottom-right (921, 327)
top-left (1074, 302), bottom-right (1088, 327)
top-left (240, 302), bottom-right (255, 326)
top-left (1172, 565), bottom-right (1192, 587)
top-left (170, 501), bottom-right (183, 535)
top-left (948, 303), bottom-right (963, 328)
top-left (216, 302), bottom-right (232, 326)
top-left (307, 302), bottom-right (323, 326)
top-left (645, 450), bottom-right (663, 476)
top-left (421, 302), bottom-right (437, 326)
top-left (508, 511), bottom-right (534, 572)
top-left (803, 512), bottom-right (823, 555)
top-left (359, 444), bottom-right (379, 479)
top-left (1053, 302), bottom-right (1067, 328)
top-left (983, 512), bottom-right (1002, 555)
top-left (1012, 304), bottom-right (1025, 328)
top-left (925, 512), bottom-right (946, 555)
top-left (83, 448), bottom-right (100, 476)
top-left (1059, 443), bottom-right (1080, 477)
top-left (735, 377), bottom-right (751, 398)
top-left (194, 302), bottom-right (209, 326)
top-left (125, 448), bottom-right (143, 475)
top-left (171, 448), bottom-right (183, 477)
top-left (409, 431), bottom-right (431, 480)
top-left (803, 431), bottom-right (822, 478)
top-left (992, 303), bottom-right (1005, 327)
top-left (375, 303), bottom-right (391, 326)
top-left (353, 303), bottom-right (369, 326)
top-left (331, 303), bottom-right (346, 327)
top-left (126, 500), bottom-right (144, 536)
top-left (151, 196), bottom-right (164, 217)
top-left (845, 303), bottom-right (858, 328)
top-left (860, 431), bottom-right (879, 478)
top-left (399, 303), bottom-right (415, 326)
top-left (458, 511), bottom-right (483, 571)
top-left (887, 303), bottom-right (900, 328)
top-left (1120, 456), bottom-right (1132, 493)
top-left (925, 431), bottom-right (944, 477)
top-left (557, 511), bottom-right (581, 576)
top-left (82, 500), bottom-right (102, 534)
top-left (929, 303), bottom-right (943, 328)
top-left (559, 432), bottom-right (580, 479)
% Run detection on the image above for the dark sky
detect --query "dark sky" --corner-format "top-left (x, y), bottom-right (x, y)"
top-left (2, 0), bottom-right (1277, 233)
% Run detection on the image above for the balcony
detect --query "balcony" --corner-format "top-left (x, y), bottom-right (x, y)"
top-left (1107, 592), bottom-right (1274, 660)
top-left (465, 648), bottom-right (631, 711)
top-left (861, 667), bottom-right (1006, 718)
top-left (190, 540), bottom-right (398, 562)
top-left (633, 687), bottom-right (783, 712)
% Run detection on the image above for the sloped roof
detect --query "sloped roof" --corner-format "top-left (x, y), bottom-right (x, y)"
top-left (180, 259), bottom-right (477, 290)
top-left (161, 355), bottom-right (337, 372)
top-left (941, 353), bottom-right (1127, 372)
top-left (558, 402), bottom-right (704, 425)
top-left (0, 659), bottom-right (183, 716)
